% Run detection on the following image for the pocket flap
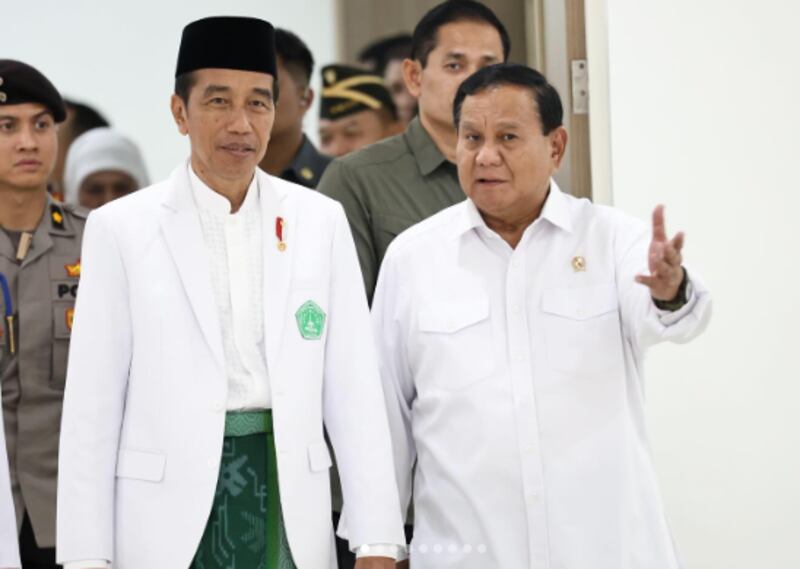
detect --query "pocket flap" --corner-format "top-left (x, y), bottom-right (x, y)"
top-left (418, 297), bottom-right (490, 333)
top-left (116, 448), bottom-right (166, 482)
top-left (307, 441), bottom-right (332, 472)
top-left (541, 284), bottom-right (618, 320)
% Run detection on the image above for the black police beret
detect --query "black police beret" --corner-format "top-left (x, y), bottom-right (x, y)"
top-left (320, 64), bottom-right (397, 121)
top-left (176, 16), bottom-right (277, 79)
top-left (0, 60), bottom-right (66, 123)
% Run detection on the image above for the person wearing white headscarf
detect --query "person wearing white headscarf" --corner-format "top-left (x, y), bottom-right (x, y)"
top-left (63, 127), bottom-right (149, 209)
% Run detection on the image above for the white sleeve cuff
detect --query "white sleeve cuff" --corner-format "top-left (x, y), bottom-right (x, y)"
top-left (63, 560), bottom-right (110, 569)
top-left (654, 280), bottom-right (697, 325)
top-left (353, 543), bottom-right (405, 560)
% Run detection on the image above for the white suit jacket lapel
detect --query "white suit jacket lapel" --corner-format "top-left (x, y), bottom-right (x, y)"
top-left (158, 164), bottom-right (225, 368)
top-left (259, 170), bottom-right (294, 372)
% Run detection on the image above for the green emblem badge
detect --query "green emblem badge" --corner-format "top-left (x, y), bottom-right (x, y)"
top-left (295, 300), bottom-right (326, 340)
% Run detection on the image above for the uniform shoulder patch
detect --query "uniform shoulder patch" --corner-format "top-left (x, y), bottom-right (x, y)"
top-left (50, 204), bottom-right (65, 230)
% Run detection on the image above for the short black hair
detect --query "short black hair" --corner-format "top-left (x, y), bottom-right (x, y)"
top-left (174, 72), bottom-right (196, 105)
top-left (358, 33), bottom-right (413, 76)
top-left (275, 28), bottom-right (314, 86)
top-left (411, 0), bottom-right (511, 67)
top-left (64, 99), bottom-right (109, 137)
top-left (174, 68), bottom-right (280, 104)
top-left (453, 64), bottom-right (563, 135)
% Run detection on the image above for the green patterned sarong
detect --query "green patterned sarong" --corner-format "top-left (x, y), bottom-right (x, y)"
top-left (191, 410), bottom-right (297, 569)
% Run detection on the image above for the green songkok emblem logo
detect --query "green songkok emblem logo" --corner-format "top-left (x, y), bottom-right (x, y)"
top-left (295, 300), bottom-right (326, 340)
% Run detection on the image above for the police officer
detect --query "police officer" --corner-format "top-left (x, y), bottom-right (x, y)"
top-left (259, 28), bottom-right (331, 188)
top-left (0, 59), bottom-right (86, 569)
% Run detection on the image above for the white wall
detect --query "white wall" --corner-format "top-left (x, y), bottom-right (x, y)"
top-left (541, 0), bottom-right (572, 193)
top-left (0, 0), bottom-right (337, 181)
top-left (588, 1), bottom-right (800, 567)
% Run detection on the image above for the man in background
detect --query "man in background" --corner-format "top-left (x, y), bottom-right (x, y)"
top-left (318, 64), bottom-right (402, 158)
top-left (358, 34), bottom-right (416, 126)
top-left (259, 28), bottom-right (330, 188)
top-left (318, 0), bottom-right (511, 302)
top-left (49, 100), bottom-right (108, 201)
top-left (0, 59), bottom-right (86, 569)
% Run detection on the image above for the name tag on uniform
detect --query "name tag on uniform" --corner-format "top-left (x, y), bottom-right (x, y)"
top-left (52, 280), bottom-right (79, 300)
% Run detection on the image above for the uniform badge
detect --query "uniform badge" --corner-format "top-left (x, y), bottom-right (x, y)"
top-left (51, 204), bottom-right (65, 230)
top-left (65, 307), bottom-right (75, 331)
top-left (572, 255), bottom-right (586, 272)
top-left (295, 301), bottom-right (326, 340)
top-left (324, 69), bottom-right (337, 86)
top-left (64, 259), bottom-right (81, 278)
top-left (275, 217), bottom-right (286, 252)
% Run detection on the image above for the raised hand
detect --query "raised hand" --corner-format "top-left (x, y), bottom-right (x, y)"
top-left (635, 205), bottom-right (685, 301)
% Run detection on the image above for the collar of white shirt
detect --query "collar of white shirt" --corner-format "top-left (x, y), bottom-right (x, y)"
top-left (188, 163), bottom-right (260, 215)
top-left (452, 179), bottom-right (574, 240)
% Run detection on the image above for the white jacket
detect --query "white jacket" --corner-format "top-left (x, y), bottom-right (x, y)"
top-left (56, 164), bottom-right (405, 568)
top-left (0, 384), bottom-right (20, 569)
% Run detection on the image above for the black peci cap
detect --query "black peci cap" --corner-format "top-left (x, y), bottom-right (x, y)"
top-left (175, 16), bottom-right (277, 79)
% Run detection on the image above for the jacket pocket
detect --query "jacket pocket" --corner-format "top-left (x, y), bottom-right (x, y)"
top-left (414, 295), bottom-right (495, 390)
top-left (541, 283), bottom-right (622, 374)
top-left (307, 441), bottom-right (332, 472)
top-left (116, 448), bottom-right (167, 482)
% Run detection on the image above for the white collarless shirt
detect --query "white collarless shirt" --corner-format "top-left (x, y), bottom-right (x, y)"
top-left (373, 183), bottom-right (712, 569)
top-left (189, 166), bottom-right (271, 411)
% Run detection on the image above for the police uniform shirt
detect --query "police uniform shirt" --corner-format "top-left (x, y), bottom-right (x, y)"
top-left (280, 135), bottom-right (331, 189)
top-left (0, 198), bottom-right (86, 548)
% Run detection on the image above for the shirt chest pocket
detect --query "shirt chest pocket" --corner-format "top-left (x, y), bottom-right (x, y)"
top-left (414, 296), bottom-right (495, 390)
top-left (541, 284), bottom-right (622, 375)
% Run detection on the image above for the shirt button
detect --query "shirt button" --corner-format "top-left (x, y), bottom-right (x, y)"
top-left (512, 304), bottom-right (522, 314)
top-left (515, 352), bottom-right (525, 362)
top-left (527, 492), bottom-right (539, 503)
top-left (577, 308), bottom-right (585, 317)
top-left (212, 400), bottom-right (225, 412)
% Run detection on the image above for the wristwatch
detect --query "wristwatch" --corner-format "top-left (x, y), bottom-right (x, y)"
top-left (653, 267), bottom-right (689, 311)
